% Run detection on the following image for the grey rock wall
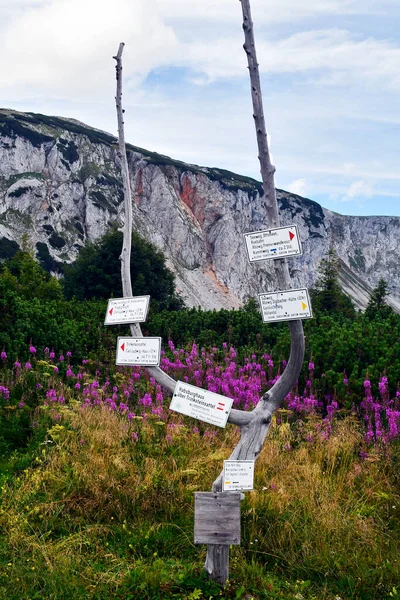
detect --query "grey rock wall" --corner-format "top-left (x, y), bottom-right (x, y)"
top-left (0, 109), bottom-right (399, 311)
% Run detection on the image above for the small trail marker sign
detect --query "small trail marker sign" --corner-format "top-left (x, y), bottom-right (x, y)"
top-left (169, 381), bottom-right (233, 428)
top-left (105, 296), bottom-right (150, 325)
top-left (116, 337), bottom-right (161, 366)
top-left (223, 460), bottom-right (255, 491)
top-left (259, 288), bottom-right (312, 323)
top-left (244, 225), bottom-right (302, 262)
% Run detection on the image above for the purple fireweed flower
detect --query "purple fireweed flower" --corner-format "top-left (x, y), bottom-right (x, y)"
top-left (49, 351), bottom-right (55, 360)
top-left (14, 361), bottom-right (21, 369)
top-left (44, 347), bottom-right (49, 354)
top-left (82, 359), bottom-right (89, 364)
top-left (53, 367), bottom-right (59, 373)
top-left (25, 362), bottom-right (32, 370)
top-left (66, 367), bottom-right (74, 377)
top-left (1, 351), bottom-right (6, 361)
top-left (29, 345), bottom-right (36, 354)
top-left (0, 386), bottom-right (10, 399)
top-left (75, 383), bottom-right (81, 389)
top-left (59, 355), bottom-right (64, 362)
top-left (308, 362), bottom-right (315, 371)
top-left (36, 382), bottom-right (42, 389)
top-left (18, 401), bottom-right (25, 408)
top-left (66, 351), bottom-right (72, 358)
top-left (364, 380), bottom-right (371, 389)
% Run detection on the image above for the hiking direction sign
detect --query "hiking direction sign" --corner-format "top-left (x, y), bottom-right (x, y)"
top-left (244, 225), bottom-right (302, 262)
top-left (105, 296), bottom-right (150, 325)
top-left (223, 460), bottom-right (255, 491)
top-left (116, 337), bottom-right (161, 366)
top-left (170, 381), bottom-right (233, 428)
top-left (259, 288), bottom-right (312, 323)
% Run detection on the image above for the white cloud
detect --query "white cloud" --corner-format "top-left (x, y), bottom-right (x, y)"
top-left (177, 29), bottom-right (400, 90)
top-left (0, 0), bottom-right (179, 97)
top-left (342, 180), bottom-right (374, 202)
top-left (156, 0), bottom-right (395, 23)
top-left (288, 178), bottom-right (307, 196)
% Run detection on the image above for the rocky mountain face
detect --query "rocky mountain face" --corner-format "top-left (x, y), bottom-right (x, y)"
top-left (0, 108), bottom-right (399, 312)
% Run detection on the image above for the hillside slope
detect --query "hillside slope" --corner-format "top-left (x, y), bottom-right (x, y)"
top-left (1, 109), bottom-right (399, 311)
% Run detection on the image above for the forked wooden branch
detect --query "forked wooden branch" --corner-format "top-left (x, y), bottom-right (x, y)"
top-left (204, 0), bottom-right (305, 583)
top-left (114, 19), bottom-right (305, 583)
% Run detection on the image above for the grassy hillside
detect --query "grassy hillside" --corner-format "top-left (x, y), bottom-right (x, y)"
top-left (0, 344), bottom-right (399, 599)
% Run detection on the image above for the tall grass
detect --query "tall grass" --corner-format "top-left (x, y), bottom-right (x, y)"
top-left (1, 397), bottom-right (399, 599)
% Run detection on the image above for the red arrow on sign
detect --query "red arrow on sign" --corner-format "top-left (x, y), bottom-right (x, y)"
top-left (109, 308), bottom-right (114, 315)
top-left (120, 343), bottom-right (125, 352)
top-left (289, 231), bottom-right (295, 241)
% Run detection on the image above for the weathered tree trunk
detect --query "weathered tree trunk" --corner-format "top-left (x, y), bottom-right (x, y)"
top-left (204, 0), bottom-right (305, 583)
top-left (114, 23), bottom-right (305, 584)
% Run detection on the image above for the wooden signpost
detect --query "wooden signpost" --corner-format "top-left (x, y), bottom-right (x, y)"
top-left (113, 0), bottom-right (312, 582)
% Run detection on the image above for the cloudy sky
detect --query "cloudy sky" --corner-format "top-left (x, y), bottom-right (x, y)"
top-left (1, 0), bottom-right (399, 216)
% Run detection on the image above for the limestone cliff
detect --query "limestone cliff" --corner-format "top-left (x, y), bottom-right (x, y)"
top-left (1, 109), bottom-right (399, 311)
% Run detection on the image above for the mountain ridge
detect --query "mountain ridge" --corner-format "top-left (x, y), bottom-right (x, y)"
top-left (0, 108), bottom-right (399, 312)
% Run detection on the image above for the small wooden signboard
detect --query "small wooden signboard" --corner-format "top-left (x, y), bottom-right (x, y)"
top-left (194, 492), bottom-right (241, 546)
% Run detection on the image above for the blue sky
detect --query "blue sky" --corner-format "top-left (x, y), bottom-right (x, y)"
top-left (1, 0), bottom-right (399, 216)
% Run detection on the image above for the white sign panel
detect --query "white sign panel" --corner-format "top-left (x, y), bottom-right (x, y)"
top-left (105, 296), bottom-right (150, 325)
top-left (116, 337), bottom-right (161, 366)
top-left (259, 288), bottom-right (312, 323)
top-left (169, 381), bottom-right (233, 428)
top-left (223, 461), bottom-right (255, 491)
top-left (244, 225), bottom-right (302, 262)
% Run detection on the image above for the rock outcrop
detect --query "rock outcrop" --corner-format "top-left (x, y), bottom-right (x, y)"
top-left (1, 109), bottom-right (399, 311)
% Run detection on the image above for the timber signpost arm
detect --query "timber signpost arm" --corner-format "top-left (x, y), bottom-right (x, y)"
top-left (203, 0), bottom-right (306, 583)
top-left (112, 0), bottom-right (308, 582)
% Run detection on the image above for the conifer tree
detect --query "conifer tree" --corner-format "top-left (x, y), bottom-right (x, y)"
top-left (311, 248), bottom-right (355, 318)
top-left (365, 278), bottom-right (393, 319)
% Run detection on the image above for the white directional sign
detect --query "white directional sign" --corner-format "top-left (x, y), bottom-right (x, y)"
top-left (116, 337), bottom-right (161, 366)
top-left (105, 296), bottom-right (150, 325)
top-left (169, 381), bottom-right (233, 428)
top-left (244, 225), bottom-right (302, 262)
top-left (223, 461), bottom-right (255, 491)
top-left (259, 288), bottom-right (312, 323)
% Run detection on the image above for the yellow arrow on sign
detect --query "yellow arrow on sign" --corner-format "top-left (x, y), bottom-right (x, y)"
top-left (301, 302), bottom-right (307, 310)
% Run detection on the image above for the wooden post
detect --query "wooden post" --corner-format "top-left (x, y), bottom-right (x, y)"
top-left (113, 27), bottom-right (305, 585)
top-left (203, 0), bottom-right (306, 583)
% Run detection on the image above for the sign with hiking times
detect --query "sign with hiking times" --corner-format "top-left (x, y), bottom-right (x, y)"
top-left (169, 381), bottom-right (234, 428)
top-left (105, 296), bottom-right (150, 325)
top-left (116, 337), bottom-right (161, 366)
top-left (244, 225), bottom-right (302, 262)
top-left (223, 460), bottom-right (255, 491)
top-left (259, 288), bottom-right (312, 323)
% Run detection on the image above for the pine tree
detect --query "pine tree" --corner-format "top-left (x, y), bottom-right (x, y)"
top-left (365, 278), bottom-right (393, 319)
top-left (311, 248), bottom-right (355, 319)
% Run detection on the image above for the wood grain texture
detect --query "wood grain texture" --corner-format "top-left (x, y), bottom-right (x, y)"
top-left (194, 492), bottom-right (241, 545)
top-left (204, 0), bottom-right (306, 584)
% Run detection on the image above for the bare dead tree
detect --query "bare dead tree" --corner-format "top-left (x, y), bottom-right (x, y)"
top-left (114, 8), bottom-right (305, 580)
